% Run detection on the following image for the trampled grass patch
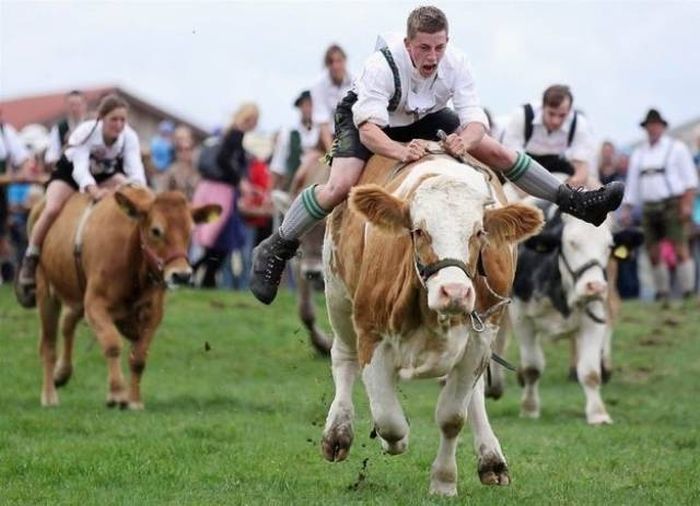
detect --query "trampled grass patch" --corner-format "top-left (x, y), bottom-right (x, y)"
top-left (1, 286), bottom-right (699, 504)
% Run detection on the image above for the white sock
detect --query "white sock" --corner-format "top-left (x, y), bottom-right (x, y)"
top-left (676, 259), bottom-right (696, 295)
top-left (26, 244), bottom-right (40, 257)
top-left (652, 264), bottom-right (671, 296)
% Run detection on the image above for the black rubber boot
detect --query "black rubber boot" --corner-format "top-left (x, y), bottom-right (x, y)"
top-left (556, 181), bottom-right (624, 226)
top-left (14, 254), bottom-right (39, 309)
top-left (249, 231), bottom-right (300, 305)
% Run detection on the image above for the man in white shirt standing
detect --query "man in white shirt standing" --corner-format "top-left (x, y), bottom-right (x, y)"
top-left (250, 5), bottom-right (624, 305)
top-left (311, 44), bottom-right (353, 153)
top-left (621, 109), bottom-right (698, 301)
top-left (44, 90), bottom-right (88, 168)
top-left (502, 85), bottom-right (593, 187)
top-left (269, 90), bottom-right (321, 191)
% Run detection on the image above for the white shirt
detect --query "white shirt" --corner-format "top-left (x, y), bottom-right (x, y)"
top-left (44, 118), bottom-right (82, 165)
top-left (310, 71), bottom-right (353, 130)
top-left (0, 123), bottom-right (30, 169)
top-left (501, 103), bottom-right (594, 162)
top-left (351, 34), bottom-right (488, 129)
top-left (623, 135), bottom-right (698, 205)
top-left (269, 121), bottom-right (321, 176)
top-left (65, 120), bottom-right (146, 191)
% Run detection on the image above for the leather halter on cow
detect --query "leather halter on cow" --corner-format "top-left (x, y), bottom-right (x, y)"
top-left (320, 149), bottom-right (543, 496)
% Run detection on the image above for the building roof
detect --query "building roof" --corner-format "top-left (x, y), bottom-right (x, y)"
top-left (0, 85), bottom-right (208, 139)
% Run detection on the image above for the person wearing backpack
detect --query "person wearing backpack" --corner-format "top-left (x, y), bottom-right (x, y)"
top-left (191, 102), bottom-right (258, 288)
top-left (501, 84), bottom-right (593, 188)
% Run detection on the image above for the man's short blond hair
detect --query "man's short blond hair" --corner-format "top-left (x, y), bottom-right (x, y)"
top-left (406, 6), bottom-right (449, 40)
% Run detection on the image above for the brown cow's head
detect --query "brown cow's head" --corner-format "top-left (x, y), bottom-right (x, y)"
top-left (351, 175), bottom-right (543, 316)
top-left (114, 185), bottom-right (221, 286)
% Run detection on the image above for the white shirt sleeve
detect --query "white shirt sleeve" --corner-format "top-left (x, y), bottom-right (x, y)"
top-left (567, 114), bottom-right (595, 162)
top-left (44, 125), bottom-right (62, 164)
top-left (622, 149), bottom-right (641, 207)
top-left (501, 107), bottom-right (527, 151)
top-left (351, 53), bottom-right (395, 128)
top-left (450, 54), bottom-right (488, 129)
top-left (269, 128), bottom-right (290, 176)
top-left (673, 141), bottom-right (699, 192)
top-left (2, 124), bottom-right (30, 167)
top-left (311, 79), bottom-right (331, 126)
top-left (122, 127), bottom-right (147, 186)
top-left (71, 142), bottom-right (97, 191)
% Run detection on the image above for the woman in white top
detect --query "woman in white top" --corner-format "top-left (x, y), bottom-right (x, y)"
top-left (16, 94), bottom-right (146, 307)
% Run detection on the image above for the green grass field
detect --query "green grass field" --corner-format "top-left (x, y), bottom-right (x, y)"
top-left (1, 285), bottom-right (699, 505)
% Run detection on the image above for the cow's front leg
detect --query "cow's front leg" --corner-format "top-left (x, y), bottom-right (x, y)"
top-left (578, 308), bottom-right (612, 425)
top-left (85, 296), bottom-right (127, 408)
top-left (511, 306), bottom-right (543, 418)
top-left (127, 333), bottom-right (154, 411)
top-left (361, 342), bottom-right (409, 456)
top-left (430, 326), bottom-right (492, 497)
top-left (322, 336), bottom-right (359, 461)
top-left (468, 376), bottom-right (510, 485)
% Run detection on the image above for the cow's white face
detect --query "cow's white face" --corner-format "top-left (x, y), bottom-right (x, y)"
top-left (559, 215), bottom-right (613, 306)
top-left (409, 177), bottom-right (487, 315)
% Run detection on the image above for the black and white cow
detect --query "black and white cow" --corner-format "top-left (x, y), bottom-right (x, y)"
top-left (508, 203), bottom-right (616, 425)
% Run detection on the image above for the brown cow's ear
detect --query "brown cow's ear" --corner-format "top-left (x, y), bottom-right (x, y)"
top-left (484, 203), bottom-right (544, 245)
top-left (191, 204), bottom-right (222, 224)
top-left (114, 186), bottom-right (154, 220)
top-left (349, 184), bottom-right (410, 234)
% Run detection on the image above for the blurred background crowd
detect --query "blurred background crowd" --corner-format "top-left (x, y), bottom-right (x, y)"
top-left (1, 43), bottom-right (699, 300)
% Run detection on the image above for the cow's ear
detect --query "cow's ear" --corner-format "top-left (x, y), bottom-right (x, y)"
top-left (484, 203), bottom-right (544, 245)
top-left (114, 185), bottom-right (154, 219)
top-left (191, 204), bottom-right (222, 224)
top-left (350, 184), bottom-right (410, 234)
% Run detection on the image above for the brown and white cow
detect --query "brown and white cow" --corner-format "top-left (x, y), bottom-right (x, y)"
top-left (508, 202), bottom-right (616, 425)
top-left (33, 185), bottom-right (220, 409)
top-left (320, 152), bottom-right (543, 496)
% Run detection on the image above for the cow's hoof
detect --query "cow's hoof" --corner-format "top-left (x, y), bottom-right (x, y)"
top-left (106, 392), bottom-right (128, 409)
top-left (587, 412), bottom-right (613, 425)
top-left (429, 480), bottom-right (457, 497)
top-left (520, 409), bottom-right (540, 419)
top-left (485, 382), bottom-right (504, 400)
top-left (321, 424), bottom-right (353, 462)
top-left (41, 391), bottom-right (59, 407)
top-left (478, 455), bottom-right (510, 486)
top-left (53, 363), bottom-right (73, 388)
top-left (380, 434), bottom-right (408, 455)
top-left (128, 401), bottom-right (145, 411)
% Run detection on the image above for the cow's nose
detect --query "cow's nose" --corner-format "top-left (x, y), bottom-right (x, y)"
top-left (438, 283), bottom-right (472, 313)
top-left (585, 281), bottom-right (607, 295)
top-left (171, 271), bottom-right (192, 286)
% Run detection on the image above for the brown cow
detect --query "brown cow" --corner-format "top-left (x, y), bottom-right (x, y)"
top-left (320, 151), bottom-right (543, 496)
top-left (33, 184), bottom-right (220, 409)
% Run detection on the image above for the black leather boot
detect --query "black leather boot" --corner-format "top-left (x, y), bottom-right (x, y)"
top-left (556, 181), bottom-right (624, 226)
top-left (249, 231), bottom-right (300, 304)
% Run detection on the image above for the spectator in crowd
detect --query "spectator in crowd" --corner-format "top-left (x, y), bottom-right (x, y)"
top-left (0, 113), bottom-right (33, 283)
top-left (44, 90), bottom-right (88, 168)
top-left (598, 141), bottom-right (624, 185)
top-left (502, 84), bottom-right (595, 187)
top-left (311, 44), bottom-right (353, 152)
top-left (621, 109), bottom-right (698, 302)
top-left (152, 125), bottom-right (200, 200)
top-left (269, 90), bottom-right (321, 192)
top-left (15, 94), bottom-right (147, 307)
top-left (191, 103), bottom-right (258, 288)
top-left (249, 6), bottom-right (624, 305)
top-left (150, 120), bottom-right (175, 173)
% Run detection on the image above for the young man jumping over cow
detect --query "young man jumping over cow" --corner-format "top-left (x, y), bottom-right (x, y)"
top-left (250, 5), bottom-right (625, 305)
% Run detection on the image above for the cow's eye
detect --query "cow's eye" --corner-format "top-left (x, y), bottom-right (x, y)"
top-left (151, 227), bottom-right (163, 239)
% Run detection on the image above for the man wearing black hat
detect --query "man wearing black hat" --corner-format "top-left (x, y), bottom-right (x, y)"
top-left (621, 109), bottom-right (698, 301)
top-left (269, 90), bottom-right (321, 191)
